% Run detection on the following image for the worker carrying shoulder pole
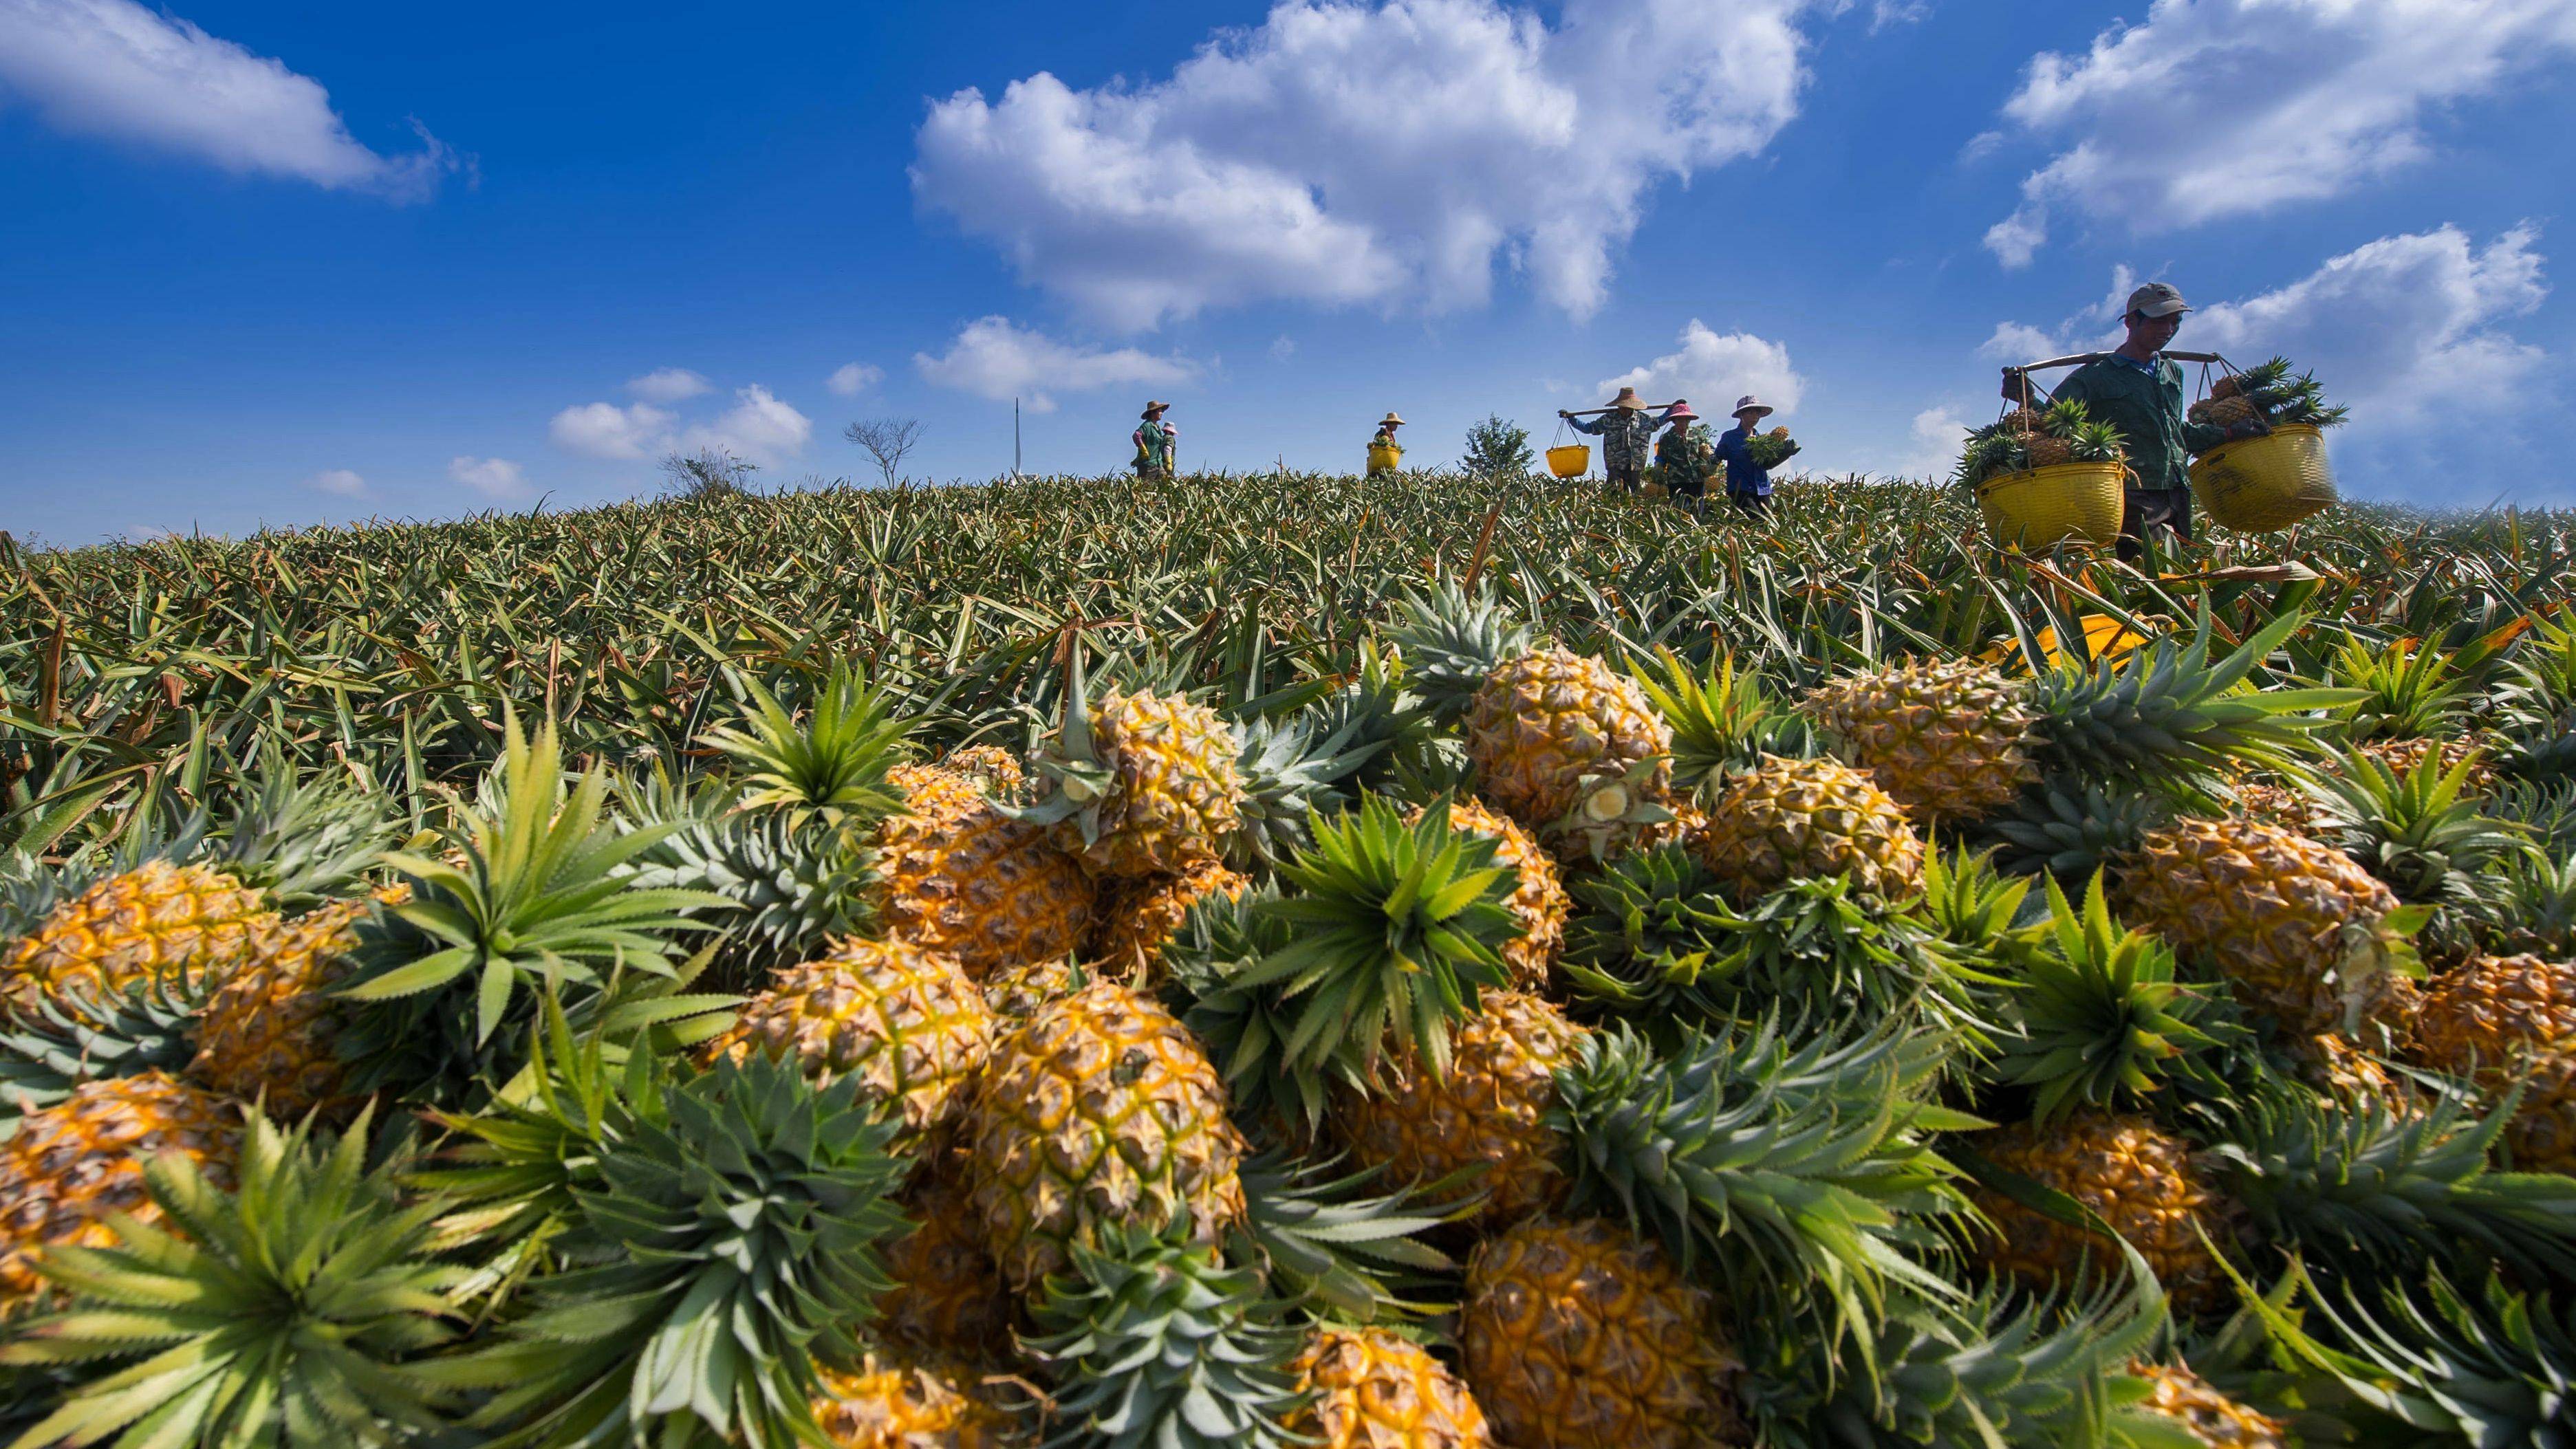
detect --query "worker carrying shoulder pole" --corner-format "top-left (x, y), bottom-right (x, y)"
top-left (1558, 386), bottom-right (1656, 492)
top-left (1132, 400), bottom-right (1177, 481)
top-left (2002, 283), bottom-right (2267, 563)
top-left (1368, 412), bottom-right (1405, 476)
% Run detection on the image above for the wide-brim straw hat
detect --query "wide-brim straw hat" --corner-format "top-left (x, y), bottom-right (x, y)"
top-left (1664, 403), bottom-right (1698, 422)
top-left (1380, 412), bottom-right (1405, 426)
top-left (1733, 395), bottom-right (1774, 420)
top-left (1608, 386), bottom-right (1648, 411)
top-left (1140, 401), bottom-right (1171, 418)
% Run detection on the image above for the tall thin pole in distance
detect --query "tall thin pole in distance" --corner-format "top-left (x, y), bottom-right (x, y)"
top-left (1014, 397), bottom-right (1023, 479)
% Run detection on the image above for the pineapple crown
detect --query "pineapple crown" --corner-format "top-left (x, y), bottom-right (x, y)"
top-left (1632, 645), bottom-right (1815, 799)
top-left (208, 752), bottom-right (396, 908)
top-left (1156, 882), bottom-right (1334, 1129)
top-left (1241, 796), bottom-right (1520, 1085)
top-left (1549, 1017), bottom-right (1980, 1361)
top-left (1994, 871), bottom-right (2241, 1124)
top-left (0, 1108), bottom-right (470, 1449)
top-left (1695, 875), bottom-right (1984, 1041)
top-left (1381, 583), bottom-right (1536, 722)
top-left (1916, 845), bottom-right (2041, 967)
top-left (1301, 638), bottom-right (1452, 798)
top-left (439, 1051), bottom-right (909, 1449)
top-left (624, 803), bottom-right (878, 983)
top-left (2198, 1071), bottom-right (2576, 1283)
top-left (2296, 745), bottom-right (2527, 907)
top-left (2258, 1267), bottom-right (2576, 1448)
top-left (2470, 846), bottom-right (2576, 960)
top-left (2326, 632), bottom-right (2471, 741)
top-left (1225, 707), bottom-right (1379, 871)
top-left (700, 661), bottom-right (911, 829)
top-left (1233, 1148), bottom-right (1475, 1325)
top-left (1974, 778), bottom-right (2174, 882)
top-left (0, 971), bottom-right (207, 1137)
top-left (1559, 840), bottom-right (1739, 1027)
top-left (1028, 1221), bottom-right (1309, 1449)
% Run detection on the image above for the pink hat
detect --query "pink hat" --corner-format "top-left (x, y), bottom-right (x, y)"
top-left (1664, 402), bottom-right (1698, 422)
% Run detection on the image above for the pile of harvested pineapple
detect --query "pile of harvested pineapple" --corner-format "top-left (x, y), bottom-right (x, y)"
top-left (6, 580), bottom-right (2576, 1449)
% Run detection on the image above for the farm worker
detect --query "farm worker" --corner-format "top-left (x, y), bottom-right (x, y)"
top-left (1652, 401), bottom-right (1715, 516)
top-left (2001, 282), bottom-right (2266, 563)
top-left (1713, 395), bottom-right (1777, 518)
top-left (1369, 412), bottom-right (1405, 475)
top-left (1133, 401), bottom-right (1177, 480)
top-left (1557, 386), bottom-right (1656, 492)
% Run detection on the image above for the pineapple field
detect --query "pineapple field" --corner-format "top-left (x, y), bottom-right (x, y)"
top-left (7, 466), bottom-right (2576, 1448)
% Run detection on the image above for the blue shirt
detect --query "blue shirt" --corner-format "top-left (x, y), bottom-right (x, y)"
top-left (1714, 426), bottom-right (1769, 499)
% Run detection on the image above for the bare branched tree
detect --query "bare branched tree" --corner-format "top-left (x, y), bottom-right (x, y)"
top-left (843, 417), bottom-right (925, 487)
top-left (658, 448), bottom-right (758, 498)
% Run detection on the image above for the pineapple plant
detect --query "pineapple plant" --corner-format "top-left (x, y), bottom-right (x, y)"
top-left (1017, 657), bottom-right (1246, 879)
top-left (1460, 1215), bottom-right (1744, 1449)
top-left (961, 978), bottom-right (1247, 1292)
top-left (712, 935), bottom-right (997, 1142)
top-left (1387, 586), bottom-right (1673, 860)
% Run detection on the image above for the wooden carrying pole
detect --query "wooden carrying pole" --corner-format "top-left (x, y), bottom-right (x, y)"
top-left (1561, 399), bottom-right (1686, 417)
top-left (2004, 351), bottom-right (2231, 410)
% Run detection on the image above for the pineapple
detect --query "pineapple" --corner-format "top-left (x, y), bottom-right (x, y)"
top-left (1405, 797), bottom-right (1567, 992)
top-left (874, 1150), bottom-right (1017, 1362)
top-left (1692, 754), bottom-right (1926, 904)
top-left (1967, 1113), bottom-right (2231, 1313)
top-left (876, 763), bottom-right (1097, 978)
top-left (0, 1071), bottom-right (240, 1303)
top-left (961, 979), bottom-right (1246, 1292)
top-left (1803, 657), bottom-right (2038, 821)
top-left (1460, 1216), bottom-right (1744, 1449)
top-left (1020, 664), bottom-right (1246, 879)
top-left (2, 862), bottom-right (266, 1018)
top-left (2502, 1048), bottom-right (2576, 1173)
top-left (187, 884), bottom-right (409, 1122)
top-left (1387, 588), bottom-right (1672, 860)
top-left (714, 937), bottom-right (997, 1142)
top-left (1337, 990), bottom-right (1585, 1225)
top-left (2407, 952), bottom-right (2576, 1082)
top-left (1288, 1327), bottom-right (1493, 1449)
top-left (1088, 858), bottom-right (1250, 981)
top-left (810, 1358), bottom-right (1026, 1448)
top-left (2126, 1362), bottom-right (2288, 1448)
top-left (940, 743), bottom-right (1025, 793)
top-left (979, 955), bottom-right (1082, 1022)
top-left (2118, 817), bottom-right (2414, 1034)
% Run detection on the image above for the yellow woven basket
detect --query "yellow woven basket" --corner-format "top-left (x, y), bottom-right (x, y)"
top-left (1546, 444), bottom-right (1591, 479)
top-left (1367, 443), bottom-right (1403, 474)
top-left (1976, 461), bottom-right (2125, 549)
top-left (2188, 424), bottom-right (2336, 532)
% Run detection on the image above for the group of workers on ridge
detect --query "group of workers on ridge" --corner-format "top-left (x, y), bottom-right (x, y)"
top-left (1126, 279), bottom-right (2269, 558)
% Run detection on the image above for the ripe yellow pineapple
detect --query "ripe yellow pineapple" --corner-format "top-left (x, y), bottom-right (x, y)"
top-left (2407, 953), bottom-right (2576, 1080)
top-left (1338, 990), bottom-right (1585, 1225)
top-left (810, 1356), bottom-right (1024, 1448)
top-left (1405, 798), bottom-right (1567, 991)
top-left (2284, 1032), bottom-right (2414, 1115)
top-left (1289, 1326), bottom-right (1493, 1449)
top-left (1968, 1114), bottom-right (2230, 1313)
top-left (1088, 859), bottom-right (1251, 981)
top-left (1032, 690), bottom-right (1246, 880)
top-left (714, 937), bottom-right (996, 1142)
top-left (962, 979), bottom-right (1246, 1292)
top-left (979, 955), bottom-right (1081, 1022)
top-left (1692, 754), bottom-right (1927, 903)
top-left (940, 744), bottom-right (1025, 793)
top-left (2501, 1048), bottom-right (2576, 1175)
top-left (0, 1070), bottom-right (241, 1303)
top-left (188, 884), bottom-right (409, 1121)
top-left (1803, 658), bottom-right (2039, 821)
top-left (875, 1150), bottom-right (1018, 1364)
top-left (1461, 1216), bottom-right (1744, 1449)
top-left (2118, 818), bottom-right (2407, 1034)
top-left (2128, 1362), bottom-right (2288, 1448)
top-left (3, 860), bottom-right (268, 1018)
top-left (2189, 395), bottom-right (2263, 431)
top-left (875, 765), bottom-right (1096, 978)
top-left (1464, 646), bottom-right (1674, 861)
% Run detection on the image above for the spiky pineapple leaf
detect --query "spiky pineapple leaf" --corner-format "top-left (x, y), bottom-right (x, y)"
top-left (698, 662), bottom-right (910, 828)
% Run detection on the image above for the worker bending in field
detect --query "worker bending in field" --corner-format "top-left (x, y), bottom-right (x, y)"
top-left (2001, 283), bottom-right (2266, 562)
top-left (1132, 400), bottom-right (1177, 480)
top-left (1653, 402), bottom-right (1716, 516)
top-left (1558, 387), bottom-right (1656, 491)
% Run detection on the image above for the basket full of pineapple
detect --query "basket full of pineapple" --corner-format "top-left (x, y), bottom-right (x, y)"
top-left (1952, 397), bottom-right (2128, 549)
top-left (2185, 356), bottom-right (2347, 532)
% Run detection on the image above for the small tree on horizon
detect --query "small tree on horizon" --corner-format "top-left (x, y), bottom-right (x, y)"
top-left (659, 448), bottom-right (758, 497)
top-left (1460, 415), bottom-right (1534, 480)
top-left (843, 417), bottom-right (925, 487)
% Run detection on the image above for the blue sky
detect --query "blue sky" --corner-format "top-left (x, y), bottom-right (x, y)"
top-left (4, 0), bottom-right (2572, 545)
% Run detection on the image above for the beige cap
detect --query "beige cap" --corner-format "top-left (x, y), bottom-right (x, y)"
top-left (2125, 282), bottom-right (2191, 319)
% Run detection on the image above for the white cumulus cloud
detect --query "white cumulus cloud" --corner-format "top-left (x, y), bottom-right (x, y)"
top-left (914, 316), bottom-right (1198, 413)
top-left (626, 367), bottom-right (711, 403)
top-left (911, 0), bottom-right (1819, 328)
top-left (826, 362), bottom-right (883, 397)
top-left (1982, 0), bottom-right (2576, 265)
top-left (306, 467), bottom-right (365, 497)
top-left (678, 384), bottom-right (812, 468)
top-left (448, 456), bottom-right (526, 499)
top-left (549, 401), bottom-right (674, 461)
top-left (1597, 321), bottom-right (1806, 416)
top-left (0, 0), bottom-right (459, 198)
